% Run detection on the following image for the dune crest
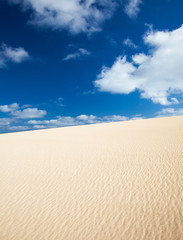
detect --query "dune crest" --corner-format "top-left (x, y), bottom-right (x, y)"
top-left (0, 116), bottom-right (183, 240)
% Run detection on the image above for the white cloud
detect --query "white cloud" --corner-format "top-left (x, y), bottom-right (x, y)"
top-left (130, 117), bottom-right (143, 120)
top-left (0, 118), bottom-right (12, 126)
top-left (63, 48), bottom-right (91, 61)
top-left (33, 125), bottom-right (47, 129)
top-left (8, 0), bottom-right (117, 34)
top-left (0, 103), bottom-right (47, 132)
top-left (156, 108), bottom-right (183, 118)
top-left (28, 116), bottom-right (76, 127)
top-left (124, 0), bottom-right (142, 18)
top-left (2, 44), bottom-right (29, 63)
top-left (132, 53), bottom-right (149, 64)
top-left (12, 108), bottom-right (47, 119)
top-left (103, 115), bottom-right (128, 121)
top-left (28, 114), bottom-right (131, 129)
top-left (21, 104), bottom-right (33, 108)
top-left (76, 114), bottom-right (96, 121)
top-left (95, 25), bottom-right (183, 105)
top-left (28, 115), bottom-right (95, 128)
top-left (0, 103), bottom-right (19, 112)
top-left (0, 103), bottom-right (47, 119)
top-left (0, 103), bottom-right (144, 132)
top-left (0, 44), bottom-right (29, 67)
top-left (123, 38), bottom-right (138, 48)
top-left (130, 114), bottom-right (144, 120)
top-left (95, 56), bottom-right (138, 94)
top-left (8, 126), bottom-right (30, 131)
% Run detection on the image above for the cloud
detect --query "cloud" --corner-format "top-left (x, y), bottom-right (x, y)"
top-left (32, 125), bottom-right (47, 129)
top-left (76, 114), bottom-right (96, 121)
top-left (130, 114), bottom-right (144, 120)
top-left (0, 103), bottom-right (47, 132)
top-left (21, 104), bottom-right (33, 108)
top-left (0, 103), bottom-right (19, 112)
top-left (27, 114), bottom-right (145, 130)
top-left (103, 115), bottom-right (128, 121)
top-left (2, 44), bottom-right (29, 63)
top-left (0, 44), bottom-right (29, 67)
top-left (63, 48), bottom-right (91, 61)
top-left (0, 102), bottom-right (144, 132)
top-left (95, 25), bottom-right (183, 105)
top-left (8, 126), bottom-right (30, 131)
top-left (28, 115), bottom-right (98, 128)
top-left (8, 0), bottom-right (117, 34)
top-left (132, 53), bottom-right (148, 64)
top-left (28, 114), bottom-right (131, 129)
top-left (0, 118), bottom-right (12, 126)
top-left (55, 97), bottom-right (64, 106)
top-left (12, 108), bottom-right (47, 119)
top-left (0, 103), bottom-right (47, 119)
top-left (124, 0), bottom-right (142, 18)
top-left (0, 58), bottom-right (6, 68)
top-left (156, 108), bottom-right (183, 118)
top-left (123, 38), bottom-right (138, 48)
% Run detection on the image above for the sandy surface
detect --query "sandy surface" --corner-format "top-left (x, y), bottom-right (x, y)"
top-left (0, 116), bottom-right (183, 240)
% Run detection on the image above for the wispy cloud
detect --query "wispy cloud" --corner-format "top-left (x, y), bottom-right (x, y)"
top-left (123, 38), bottom-right (138, 49)
top-left (156, 108), bottom-right (183, 118)
top-left (95, 25), bottom-right (183, 105)
top-left (8, 126), bottom-right (30, 131)
top-left (124, 0), bottom-right (142, 19)
top-left (0, 118), bottom-right (12, 126)
top-left (0, 44), bottom-right (29, 67)
top-left (55, 97), bottom-right (64, 107)
top-left (8, 0), bottom-right (117, 34)
top-left (63, 48), bottom-right (91, 61)
top-left (2, 44), bottom-right (29, 63)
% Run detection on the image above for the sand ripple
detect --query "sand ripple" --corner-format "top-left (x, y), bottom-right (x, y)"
top-left (0, 116), bottom-right (182, 239)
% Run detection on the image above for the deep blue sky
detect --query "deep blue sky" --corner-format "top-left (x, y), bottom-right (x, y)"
top-left (0, 0), bottom-right (183, 133)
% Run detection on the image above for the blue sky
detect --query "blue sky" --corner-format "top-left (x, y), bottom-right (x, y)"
top-left (0, 0), bottom-right (183, 133)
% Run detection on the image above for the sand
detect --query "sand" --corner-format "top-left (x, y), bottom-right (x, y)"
top-left (0, 116), bottom-right (182, 240)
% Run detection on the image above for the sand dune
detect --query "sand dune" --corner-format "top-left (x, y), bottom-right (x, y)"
top-left (0, 116), bottom-right (183, 240)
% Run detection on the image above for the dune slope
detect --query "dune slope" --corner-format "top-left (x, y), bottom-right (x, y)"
top-left (0, 116), bottom-right (183, 240)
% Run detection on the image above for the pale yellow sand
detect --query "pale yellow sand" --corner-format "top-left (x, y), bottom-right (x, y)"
top-left (0, 116), bottom-right (183, 240)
